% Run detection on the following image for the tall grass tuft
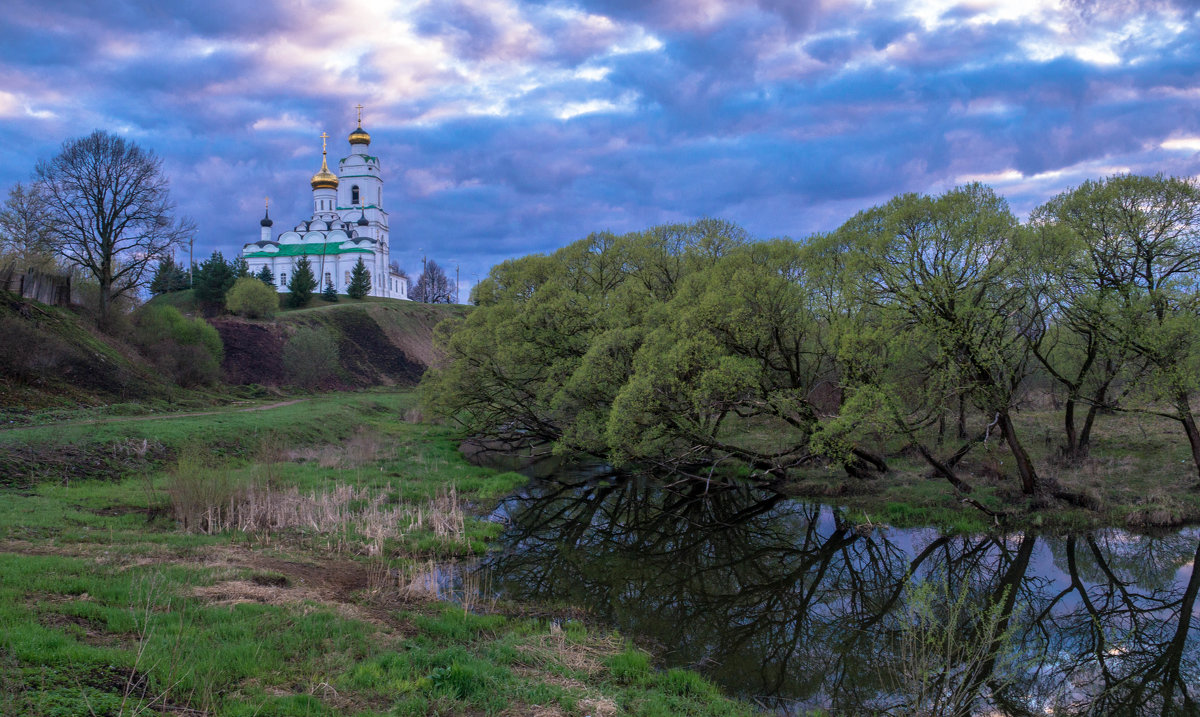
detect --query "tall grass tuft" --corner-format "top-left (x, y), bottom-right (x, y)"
top-left (166, 445), bottom-right (470, 555)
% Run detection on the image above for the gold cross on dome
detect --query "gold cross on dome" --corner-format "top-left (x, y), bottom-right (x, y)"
top-left (320, 131), bottom-right (329, 153)
top-left (356, 104), bottom-right (364, 126)
top-left (264, 197), bottom-right (269, 210)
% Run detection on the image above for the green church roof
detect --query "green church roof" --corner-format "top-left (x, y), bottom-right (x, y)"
top-left (245, 241), bottom-right (373, 259)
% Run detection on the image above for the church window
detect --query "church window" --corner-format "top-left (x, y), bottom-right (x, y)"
top-left (377, 188), bottom-right (381, 205)
top-left (351, 185), bottom-right (360, 204)
top-left (280, 272), bottom-right (286, 286)
top-left (345, 271), bottom-right (351, 285)
top-left (324, 272), bottom-right (332, 288)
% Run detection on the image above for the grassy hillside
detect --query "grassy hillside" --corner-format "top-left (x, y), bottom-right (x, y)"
top-left (212, 300), bottom-right (464, 388)
top-left (0, 291), bottom-right (204, 416)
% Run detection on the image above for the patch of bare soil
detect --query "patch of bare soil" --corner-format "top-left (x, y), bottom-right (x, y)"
top-left (209, 318), bottom-right (286, 386)
top-left (187, 545), bottom-right (412, 633)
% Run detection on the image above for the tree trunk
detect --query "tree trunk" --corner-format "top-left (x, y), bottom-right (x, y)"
top-left (957, 394), bottom-right (967, 440)
top-left (1078, 404), bottom-right (1100, 454)
top-left (1063, 395), bottom-right (1079, 458)
top-left (1175, 391), bottom-right (1200, 483)
top-left (998, 410), bottom-right (1038, 495)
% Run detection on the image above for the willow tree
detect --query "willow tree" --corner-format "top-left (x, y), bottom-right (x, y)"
top-left (421, 220), bottom-right (748, 458)
top-left (837, 184), bottom-right (1049, 496)
top-left (604, 239), bottom-right (868, 477)
top-left (1037, 174), bottom-right (1200, 481)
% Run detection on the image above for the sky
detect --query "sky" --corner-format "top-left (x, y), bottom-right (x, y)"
top-left (2, 0), bottom-right (1199, 296)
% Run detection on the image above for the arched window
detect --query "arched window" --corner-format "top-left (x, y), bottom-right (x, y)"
top-left (351, 185), bottom-right (360, 205)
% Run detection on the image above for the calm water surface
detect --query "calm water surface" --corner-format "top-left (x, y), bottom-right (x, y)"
top-left (467, 458), bottom-right (1200, 714)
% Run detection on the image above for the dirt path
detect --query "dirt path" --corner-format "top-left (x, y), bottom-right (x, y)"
top-left (0, 399), bottom-right (308, 433)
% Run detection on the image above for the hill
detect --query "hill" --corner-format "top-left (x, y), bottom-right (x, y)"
top-left (0, 289), bottom-right (462, 416)
top-left (211, 300), bottom-right (464, 388)
top-left (0, 291), bottom-right (184, 412)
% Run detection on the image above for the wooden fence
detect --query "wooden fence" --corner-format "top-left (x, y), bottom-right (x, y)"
top-left (0, 265), bottom-right (72, 306)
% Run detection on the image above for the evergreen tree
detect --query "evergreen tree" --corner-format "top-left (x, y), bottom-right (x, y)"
top-left (192, 250), bottom-right (236, 312)
top-left (347, 257), bottom-right (371, 299)
top-left (256, 264), bottom-right (275, 286)
top-left (230, 256), bottom-right (251, 278)
top-left (149, 254), bottom-right (190, 295)
top-left (322, 280), bottom-right (338, 302)
top-left (287, 255), bottom-right (317, 307)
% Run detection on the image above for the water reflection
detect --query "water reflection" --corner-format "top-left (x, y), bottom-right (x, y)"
top-left (476, 474), bottom-right (1200, 715)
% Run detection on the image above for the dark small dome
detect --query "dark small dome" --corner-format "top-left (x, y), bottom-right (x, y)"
top-left (357, 216), bottom-right (369, 226)
top-left (260, 208), bottom-right (273, 227)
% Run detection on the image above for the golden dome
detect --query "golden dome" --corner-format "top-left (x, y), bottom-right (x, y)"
top-left (310, 135), bottom-right (339, 190)
top-left (349, 103), bottom-right (371, 146)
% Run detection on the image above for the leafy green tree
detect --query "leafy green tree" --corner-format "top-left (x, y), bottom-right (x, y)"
top-left (287, 256), bottom-right (317, 308)
top-left (225, 276), bottom-right (279, 318)
top-left (149, 254), bottom-right (190, 295)
top-left (605, 239), bottom-right (863, 476)
top-left (322, 280), bottom-right (338, 302)
top-left (347, 257), bottom-right (371, 299)
top-left (421, 220), bottom-right (748, 460)
top-left (836, 184), bottom-right (1050, 496)
top-left (192, 250), bottom-right (236, 313)
top-left (255, 264), bottom-right (275, 286)
top-left (1038, 174), bottom-right (1200, 480)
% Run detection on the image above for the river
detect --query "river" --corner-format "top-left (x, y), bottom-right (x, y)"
top-left (463, 461), bottom-right (1199, 714)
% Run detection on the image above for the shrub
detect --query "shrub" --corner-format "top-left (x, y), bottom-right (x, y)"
top-left (282, 326), bottom-right (339, 387)
top-left (225, 277), bottom-right (279, 318)
top-left (132, 304), bottom-right (223, 386)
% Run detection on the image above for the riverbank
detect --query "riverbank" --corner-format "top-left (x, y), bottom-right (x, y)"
top-left (0, 390), bottom-right (748, 716)
top-left (781, 406), bottom-right (1200, 534)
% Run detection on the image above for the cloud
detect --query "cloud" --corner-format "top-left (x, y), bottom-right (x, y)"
top-left (0, 0), bottom-right (1198, 289)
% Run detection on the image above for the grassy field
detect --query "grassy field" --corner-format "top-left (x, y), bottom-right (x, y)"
top-left (0, 390), bottom-right (748, 716)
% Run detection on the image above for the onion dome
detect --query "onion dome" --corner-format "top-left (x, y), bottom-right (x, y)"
top-left (260, 207), bottom-right (273, 228)
top-left (348, 125), bottom-right (371, 146)
top-left (349, 103), bottom-right (370, 146)
top-left (357, 215), bottom-right (369, 226)
top-left (311, 152), bottom-right (338, 190)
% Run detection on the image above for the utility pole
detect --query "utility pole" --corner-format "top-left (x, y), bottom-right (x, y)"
top-left (188, 234), bottom-right (194, 287)
top-left (455, 263), bottom-right (460, 304)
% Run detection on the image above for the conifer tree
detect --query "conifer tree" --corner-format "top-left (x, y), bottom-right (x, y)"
top-left (287, 255), bottom-right (317, 307)
top-left (347, 257), bottom-right (371, 299)
top-left (150, 254), bottom-right (190, 295)
top-left (322, 280), bottom-right (338, 302)
top-left (256, 264), bottom-right (275, 287)
top-left (192, 250), bottom-right (235, 312)
top-left (230, 256), bottom-right (251, 278)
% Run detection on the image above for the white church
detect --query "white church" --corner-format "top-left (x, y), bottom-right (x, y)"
top-left (243, 109), bottom-right (408, 299)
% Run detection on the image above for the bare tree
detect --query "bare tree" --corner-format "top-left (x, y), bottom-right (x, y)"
top-left (35, 130), bottom-right (194, 325)
top-left (411, 259), bottom-right (456, 303)
top-left (0, 182), bottom-right (56, 266)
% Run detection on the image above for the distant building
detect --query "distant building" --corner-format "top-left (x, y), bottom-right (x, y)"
top-left (242, 108), bottom-right (408, 299)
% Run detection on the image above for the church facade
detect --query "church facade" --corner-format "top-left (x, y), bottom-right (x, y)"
top-left (242, 113), bottom-right (407, 300)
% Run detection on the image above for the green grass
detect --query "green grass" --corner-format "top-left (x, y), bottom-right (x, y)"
top-left (0, 388), bottom-right (748, 716)
top-left (784, 403), bottom-right (1200, 533)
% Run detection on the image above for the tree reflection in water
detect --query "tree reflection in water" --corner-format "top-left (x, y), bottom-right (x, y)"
top-left (477, 474), bottom-right (1200, 715)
